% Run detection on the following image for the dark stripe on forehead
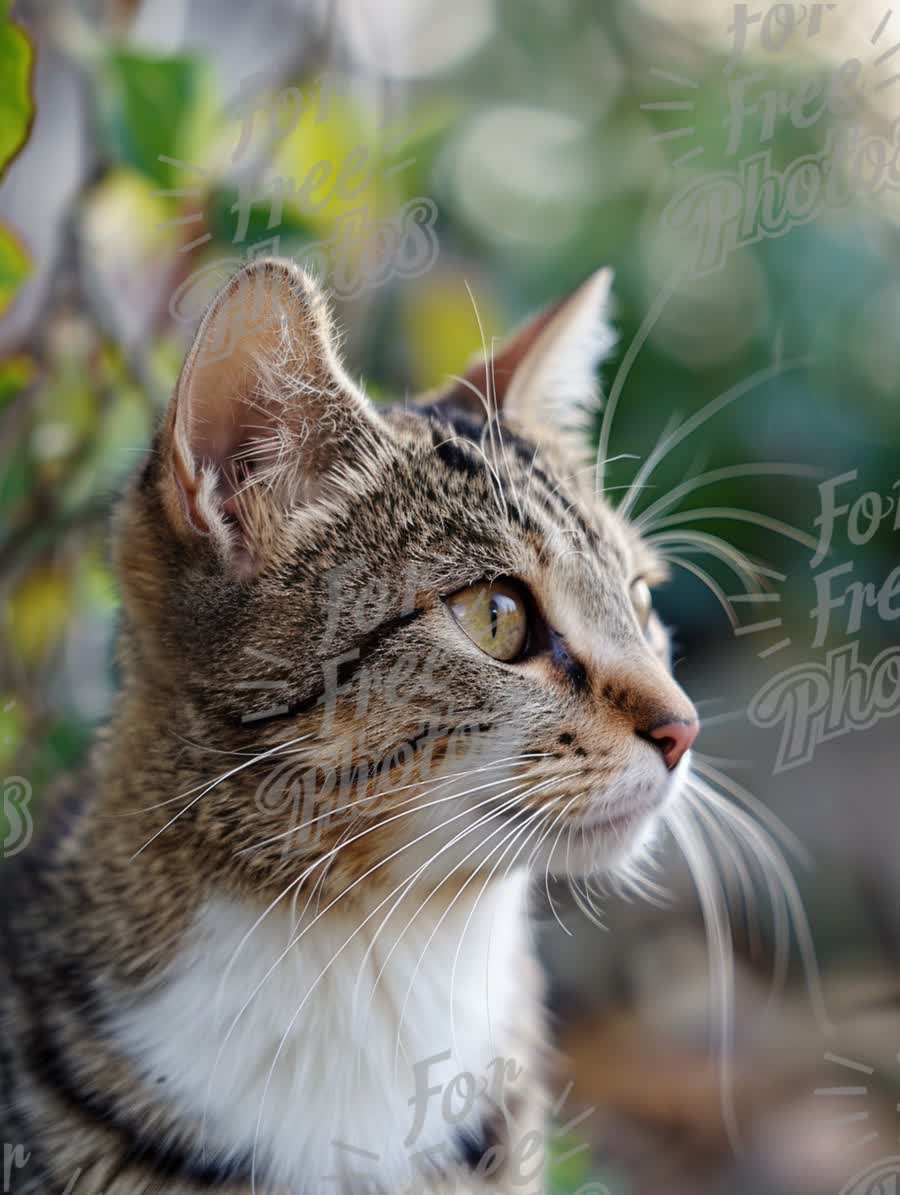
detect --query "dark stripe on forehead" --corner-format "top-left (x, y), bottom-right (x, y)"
top-left (426, 416), bottom-right (545, 536)
top-left (523, 486), bottom-right (609, 571)
top-left (418, 403), bottom-right (485, 444)
top-left (419, 403), bottom-right (624, 574)
top-left (489, 428), bottom-right (614, 556)
top-left (503, 500), bottom-right (542, 536)
top-left (430, 423), bottom-right (484, 479)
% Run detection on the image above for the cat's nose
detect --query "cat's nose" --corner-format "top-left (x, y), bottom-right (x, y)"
top-left (646, 719), bottom-right (699, 770)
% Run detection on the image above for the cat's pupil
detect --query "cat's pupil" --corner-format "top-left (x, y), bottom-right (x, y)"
top-left (489, 596), bottom-right (499, 638)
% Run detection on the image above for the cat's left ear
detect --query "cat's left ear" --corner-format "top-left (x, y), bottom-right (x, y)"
top-left (425, 269), bottom-right (614, 468)
top-left (160, 258), bottom-right (381, 573)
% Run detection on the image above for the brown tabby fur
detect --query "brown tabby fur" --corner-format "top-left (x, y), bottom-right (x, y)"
top-left (0, 260), bottom-right (696, 1193)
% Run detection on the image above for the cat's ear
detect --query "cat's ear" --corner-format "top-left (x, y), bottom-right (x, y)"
top-left (160, 258), bottom-right (379, 571)
top-left (427, 269), bottom-right (614, 467)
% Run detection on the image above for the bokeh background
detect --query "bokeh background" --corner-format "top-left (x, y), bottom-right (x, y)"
top-left (1, 1), bottom-right (898, 1192)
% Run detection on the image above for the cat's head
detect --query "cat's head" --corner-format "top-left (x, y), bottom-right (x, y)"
top-left (116, 259), bottom-right (697, 895)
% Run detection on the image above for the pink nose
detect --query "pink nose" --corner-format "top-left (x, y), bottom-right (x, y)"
top-left (647, 719), bottom-right (699, 770)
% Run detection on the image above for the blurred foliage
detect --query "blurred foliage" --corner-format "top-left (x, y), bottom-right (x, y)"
top-left (0, 0), bottom-right (32, 312)
top-left (0, 0), bottom-right (32, 176)
top-left (1, 6), bottom-right (898, 1192)
top-left (1, 0), bottom-right (898, 826)
top-left (98, 50), bottom-right (217, 186)
top-left (0, 219), bottom-right (28, 315)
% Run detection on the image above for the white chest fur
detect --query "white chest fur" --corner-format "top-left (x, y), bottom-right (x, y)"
top-left (112, 873), bottom-right (533, 1192)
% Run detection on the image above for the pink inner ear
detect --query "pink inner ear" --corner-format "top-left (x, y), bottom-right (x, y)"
top-left (437, 293), bottom-right (569, 418)
top-left (174, 261), bottom-right (300, 500)
top-left (167, 258), bottom-right (375, 545)
top-left (174, 281), bottom-right (289, 532)
top-left (189, 368), bottom-right (280, 508)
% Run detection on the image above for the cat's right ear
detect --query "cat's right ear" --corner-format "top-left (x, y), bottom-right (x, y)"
top-left (419, 269), bottom-right (614, 472)
top-left (159, 259), bottom-right (381, 573)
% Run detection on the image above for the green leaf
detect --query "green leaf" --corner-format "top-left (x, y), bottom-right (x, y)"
top-left (0, 0), bottom-right (34, 178)
top-left (98, 51), bottom-right (215, 187)
top-left (0, 220), bottom-right (30, 317)
top-left (275, 82), bottom-right (387, 237)
top-left (0, 693), bottom-right (25, 772)
top-left (44, 714), bottom-right (92, 772)
top-left (0, 430), bottom-right (31, 515)
top-left (206, 184), bottom-right (317, 247)
top-left (0, 353), bottom-right (34, 409)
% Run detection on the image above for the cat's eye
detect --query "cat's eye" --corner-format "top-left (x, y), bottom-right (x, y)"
top-left (631, 578), bottom-right (653, 631)
top-left (447, 580), bottom-right (529, 662)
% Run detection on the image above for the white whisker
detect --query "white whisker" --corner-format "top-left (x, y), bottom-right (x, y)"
top-left (652, 529), bottom-right (775, 589)
top-left (663, 800), bottom-right (741, 1154)
top-left (449, 796), bottom-right (564, 1063)
top-left (246, 779), bottom-right (544, 1192)
top-left (542, 794), bottom-right (584, 935)
top-left (645, 506), bottom-right (818, 552)
top-left (687, 769), bottom-right (831, 1034)
top-left (634, 462), bottom-right (820, 529)
top-left (658, 552), bottom-right (740, 628)
top-left (240, 752), bottom-right (549, 854)
top-left (596, 268), bottom-right (684, 497)
top-left (129, 734), bottom-right (315, 857)
top-left (619, 357), bottom-right (811, 520)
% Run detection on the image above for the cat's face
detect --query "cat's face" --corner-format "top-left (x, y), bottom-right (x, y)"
top-left (118, 261), bottom-right (698, 897)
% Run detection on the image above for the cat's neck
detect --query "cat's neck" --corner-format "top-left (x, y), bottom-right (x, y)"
top-left (110, 873), bottom-right (533, 1192)
top-left (43, 696), bottom-right (543, 1192)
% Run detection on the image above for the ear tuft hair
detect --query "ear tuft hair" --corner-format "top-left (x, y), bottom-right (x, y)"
top-left (421, 269), bottom-right (615, 472)
top-left (503, 268), bottom-right (615, 464)
top-left (161, 259), bottom-right (380, 572)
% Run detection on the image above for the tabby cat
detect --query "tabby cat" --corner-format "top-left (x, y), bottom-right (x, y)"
top-left (0, 260), bottom-right (698, 1194)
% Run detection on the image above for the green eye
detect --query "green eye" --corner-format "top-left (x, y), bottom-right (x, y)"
top-left (447, 580), bottom-right (529, 662)
top-left (631, 578), bottom-right (653, 630)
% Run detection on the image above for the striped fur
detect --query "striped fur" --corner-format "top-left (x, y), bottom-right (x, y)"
top-left (0, 261), bottom-right (696, 1193)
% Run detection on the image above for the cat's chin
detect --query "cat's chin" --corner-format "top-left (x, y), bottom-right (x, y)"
top-left (534, 759), bottom-right (690, 878)
top-left (529, 808), bottom-right (662, 878)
